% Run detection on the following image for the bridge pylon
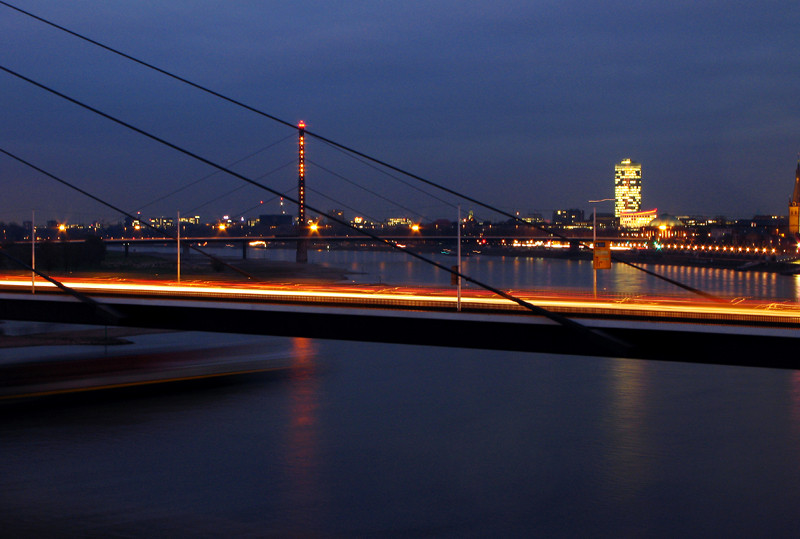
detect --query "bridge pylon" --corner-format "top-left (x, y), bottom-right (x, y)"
top-left (296, 120), bottom-right (308, 263)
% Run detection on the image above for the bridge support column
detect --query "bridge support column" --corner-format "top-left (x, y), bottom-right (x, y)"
top-left (124, 242), bottom-right (129, 258)
top-left (242, 240), bottom-right (248, 260)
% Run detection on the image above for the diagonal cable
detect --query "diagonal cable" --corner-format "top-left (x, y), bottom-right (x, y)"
top-left (308, 159), bottom-right (433, 222)
top-left (0, 248), bottom-right (122, 323)
top-left (138, 133), bottom-right (294, 212)
top-left (231, 184), bottom-right (295, 217)
top-left (306, 186), bottom-right (385, 226)
top-left (317, 138), bottom-right (457, 208)
top-left (0, 147), bottom-right (259, 281)
top-left (0, 63), bottom-right (631, 355)
top-left (0, 0), bottom-right (716, 300)
top-left (182, 159), bottom-right (294, 215)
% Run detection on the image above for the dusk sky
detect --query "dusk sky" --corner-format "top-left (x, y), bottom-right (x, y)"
top-left (1, 1), bottom-right (799, 225)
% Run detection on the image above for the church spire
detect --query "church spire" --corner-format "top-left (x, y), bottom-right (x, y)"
top-left (793, 157), bottom-right (800, 206)
top-left (789, 157), bottom-right (800, 235)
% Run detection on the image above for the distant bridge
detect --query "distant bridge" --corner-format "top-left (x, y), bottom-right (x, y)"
top-left (51, 236), bottom-right (790, 264)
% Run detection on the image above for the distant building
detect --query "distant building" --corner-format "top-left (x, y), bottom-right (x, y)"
top-left (646, 214), bottom-right (685, 240)
top-left (614, 158), bottom-right (642, 217)
top-left (179, 215), bottom-right (200, 225)
top-left (350, 216), bottom-right (378, 229)
top-left (387, 217), bottom-right (413, 227)
top-left (619, 208), bottom-right (657, 229)
top-left (593, 213), bottom-right (616, 231)
top-left (750, 215), bottom-right (786, 236)
top-left (522, 213), bottom-right (545, 224)
top-left (789, 160), bottom-right (800, 235)
top-left (677, 215), bottom-right (725, 228)
top-left (149, 217), bottom-right (175, 229)
top-left (551, 209), bottom-right (585, 227)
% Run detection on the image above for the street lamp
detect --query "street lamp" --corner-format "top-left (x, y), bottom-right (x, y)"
top-left (588, 198), bottom-right (614, 248)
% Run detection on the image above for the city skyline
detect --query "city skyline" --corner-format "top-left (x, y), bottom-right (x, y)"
top-left (5, 157), bottom-right (800, 227)
top-left (1, 2), bottom-right (799, 223)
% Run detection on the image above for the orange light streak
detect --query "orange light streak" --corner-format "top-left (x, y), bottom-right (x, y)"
top-left (1, 278), bottom-right (799, 324)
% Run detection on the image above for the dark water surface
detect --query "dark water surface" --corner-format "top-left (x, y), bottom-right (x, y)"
top-left (3, 335), bottom-right (800, 537)
top-left (4, 253), bottom-right (800, 536)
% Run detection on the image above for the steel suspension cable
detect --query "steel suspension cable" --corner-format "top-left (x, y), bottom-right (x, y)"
top-left (138, 133), bottom-right (294, 213)
top-left (0, 147), bottom-right (259, 281)
top-left (305, 186), bottom-right (386, 226)
top-left (182, 159), bottom-right (294, 215)
top-left (0, 248), bottom-right (122, 323)
top-left (0, 64), bottom-right (631, 355)
top-left (0, 0), bottom-right (716, 300)
top-left (307, 159), bottom-right (433, 223)
top-left (317, 139), bottom-right (457, 208)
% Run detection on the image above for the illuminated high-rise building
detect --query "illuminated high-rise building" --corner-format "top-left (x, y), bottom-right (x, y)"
top-left (789, 159), bottom-right (800, 235)
top-left (614, 158), bottom-right (642, 217)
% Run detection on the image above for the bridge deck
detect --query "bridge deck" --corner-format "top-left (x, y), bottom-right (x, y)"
top-left (2, 277), bottom-right (799, 369)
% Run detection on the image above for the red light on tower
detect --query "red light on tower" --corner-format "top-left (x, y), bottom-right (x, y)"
top-left (298, 121), bottom-right (306, 226)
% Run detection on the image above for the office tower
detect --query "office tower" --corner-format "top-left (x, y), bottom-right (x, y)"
top-left (614, 158), bottom-right (642, 217)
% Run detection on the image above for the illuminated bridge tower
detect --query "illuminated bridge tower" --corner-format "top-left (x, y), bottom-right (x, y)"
top-left (296, 120), bottom-right (308, 263)
top-left (614, 158), bottom-right (642, 218)
top-left (789, 158), bottom-right (800, 235)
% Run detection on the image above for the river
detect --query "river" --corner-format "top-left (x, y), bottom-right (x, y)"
top-left (2, 250), bottom-right (800, 536)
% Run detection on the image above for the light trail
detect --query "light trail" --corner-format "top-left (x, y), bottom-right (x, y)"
top-left (2, 278), bottom-right (800, 327)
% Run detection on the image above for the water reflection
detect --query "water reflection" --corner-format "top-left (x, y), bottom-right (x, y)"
top-left (789, 371), bottom-right (800, 446)
top-left (794, 276), bottom-right (800, 303)
top-left (602, 358), bottom-right (652, 501)
top-left (282, 337), bottom-right (322, 530)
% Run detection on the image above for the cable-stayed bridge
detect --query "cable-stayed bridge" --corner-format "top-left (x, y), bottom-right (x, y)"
top-left (2, 275), bottom-right (800, 370)
top-left (1, 2), bottom-right (799, 374)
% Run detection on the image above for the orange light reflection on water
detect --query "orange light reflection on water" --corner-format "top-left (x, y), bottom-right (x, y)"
top-left (282, 337), bottom-right (322, 528)
top-left (602, 358), bottom-right (652, 502)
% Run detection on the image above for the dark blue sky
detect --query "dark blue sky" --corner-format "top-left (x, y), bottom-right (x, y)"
top-left (1, 1), bottom-right (799, 224)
